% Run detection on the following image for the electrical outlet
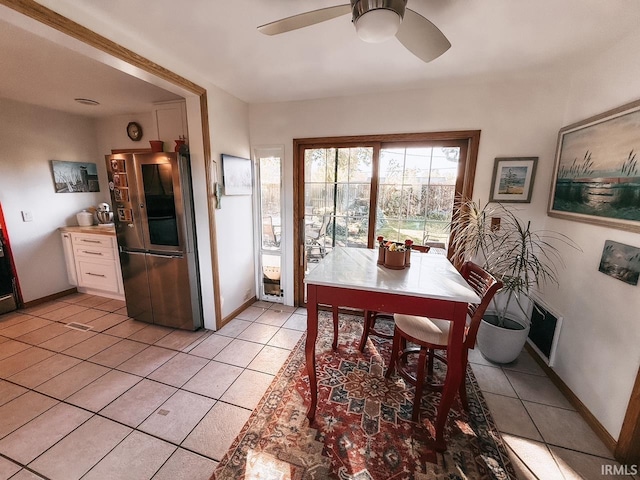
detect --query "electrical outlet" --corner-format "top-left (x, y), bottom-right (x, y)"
top-left (21, 210), bottom-right (33, 222)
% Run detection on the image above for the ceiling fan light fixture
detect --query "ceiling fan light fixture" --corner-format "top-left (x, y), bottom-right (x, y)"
top-left (355, 9), bottom-right (401, 43)
top-left (351, 0), bottom-right (406, 43)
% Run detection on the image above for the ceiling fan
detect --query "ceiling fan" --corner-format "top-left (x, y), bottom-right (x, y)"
top-left (258, 0), bottom-right (451, 63)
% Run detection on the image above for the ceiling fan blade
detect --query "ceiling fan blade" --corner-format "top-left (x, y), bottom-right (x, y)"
top-left (258, 5), bottom-right (351, 36)
top-left (395, 8), bottom-right (451, 63)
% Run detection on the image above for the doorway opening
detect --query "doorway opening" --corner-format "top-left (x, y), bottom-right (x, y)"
top-left (254, 146), bottom-right (284, 302)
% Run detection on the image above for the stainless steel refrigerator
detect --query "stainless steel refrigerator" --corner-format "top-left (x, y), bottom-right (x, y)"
top-left (106, 152), bottom-right (202, 330)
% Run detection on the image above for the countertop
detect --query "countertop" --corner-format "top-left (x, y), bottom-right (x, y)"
top-left (59, 225), bottom-right (116, 236)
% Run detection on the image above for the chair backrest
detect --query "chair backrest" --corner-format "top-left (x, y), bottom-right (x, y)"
top-left (460, 261), bottom-right (503, 348)
top-left (411, 244), bottom-right (431, 253)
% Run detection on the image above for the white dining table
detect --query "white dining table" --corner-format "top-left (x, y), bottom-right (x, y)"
top-left (304, 246), bottom-right (480, 451)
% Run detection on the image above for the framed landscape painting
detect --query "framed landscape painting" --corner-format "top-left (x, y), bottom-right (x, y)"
top-left (598, 240), bottom-right (640, 286)
top-left (489, 157), bottom-right (537, 203)
top-left (548, 99), bottom-right (640, 233)
top-left (51, 160), bottom-right (100, 193)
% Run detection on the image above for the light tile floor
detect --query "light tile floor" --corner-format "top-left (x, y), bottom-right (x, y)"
top-left (0, 294), bottom-right (635, 479)
top-left (466, 349), bottom-right (638, 479)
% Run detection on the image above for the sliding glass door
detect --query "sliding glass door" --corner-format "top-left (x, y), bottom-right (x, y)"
top-left (293, 132), bottom-right (480, 305)
top-left (304, 147), bottom-right (374, 262)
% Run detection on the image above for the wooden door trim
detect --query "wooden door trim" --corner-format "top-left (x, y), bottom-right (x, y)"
top-left (2, 0), bottom-right (223, 329)
top-left (293, 130), bottom-right (481, 306)
top-left (616, 365), bottom-right (640, 464)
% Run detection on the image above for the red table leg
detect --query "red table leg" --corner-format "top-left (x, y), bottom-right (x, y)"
top-left (306, 284), bottom-right (319, 422)
top-left (432, 301), bottom-right (467, 451)
top-left (332, 304), bottom-right (339, 350)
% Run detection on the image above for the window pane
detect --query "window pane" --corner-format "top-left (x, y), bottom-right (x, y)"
top-left (262, 254), bottom-right (281, 297)
top-left (334, 184), bottom-right (348, 216)
top-left (260, 157), bottom-right (280, 218)
top-left (378, 184), bottom-right (403, 219)
top-left (403, 148), bottom-right (432, 184)
top-left (336, 149), bottom-right (350, 182)
top-left (348, 147), bottom-right (373, 183)
top-left (377, 146), bottom-right (460, 248)
top-left (379, 150), bottom-right (405, 184)
top-left (305, 146), bottom-right (373, 257)
top-left (305, 183), bottom-right (335, 215)
top-left (398, 218), bottom-right (426, 244)
top-left (424, 185), bottom-right (456, 221)
top-left (376, 217), bottom-right (401, 242)
top-left (402, 184), bottom-right (424, 218)
top-left (305, 148), bottom-right (336, 183)
top-left (259, 156), bottom-right (281, 251)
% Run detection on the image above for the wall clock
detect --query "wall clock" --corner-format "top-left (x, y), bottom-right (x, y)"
top-left (126, 122), bottom-right (143, 141)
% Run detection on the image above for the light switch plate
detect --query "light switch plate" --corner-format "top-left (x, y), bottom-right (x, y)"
top-left (21, 210), bottom-right (33, 222)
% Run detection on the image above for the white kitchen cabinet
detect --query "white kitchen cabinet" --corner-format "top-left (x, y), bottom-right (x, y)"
top-left (60, 232), bottom-right (77, 286)
top-left (151, 100), bottom-right (188, 151)
top-left (60, 229), bottom-right (124, 300)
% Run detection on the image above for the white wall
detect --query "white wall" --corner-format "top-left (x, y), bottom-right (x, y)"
top-left (0, 97), bottom-right (108, 302)
top-left (95, 112), bottom-right (154, 158)
top-left (541, 28), bottom-right (640, 440)
top-left (207, 85), bottom-right (254, 319)
top-left (184, 96), bottom-right (216, 330)
top-left (249, 32), bottom-right (640, 442)
top-left (249, 73), bottom-right (571, 306)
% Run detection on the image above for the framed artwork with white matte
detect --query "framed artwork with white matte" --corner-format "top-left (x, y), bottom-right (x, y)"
top-left (489, 157), bottom-right (538, 203)
top-left (221, 154), bottom-right (252, 195)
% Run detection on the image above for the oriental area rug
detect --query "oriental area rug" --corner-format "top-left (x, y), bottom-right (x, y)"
top-left (212, 312), bottom-right (516, 480)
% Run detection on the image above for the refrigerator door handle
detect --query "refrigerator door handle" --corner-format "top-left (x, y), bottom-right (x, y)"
top-left (147, 252), bottom-right (183, 259)
top-left (120, 247), bottom-right (146, 255)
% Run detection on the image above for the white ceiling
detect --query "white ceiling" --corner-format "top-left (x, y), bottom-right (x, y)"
top-left (0, 15), bottom-right (183, 118)
top-left (1, 0), bottom-right (640, 115)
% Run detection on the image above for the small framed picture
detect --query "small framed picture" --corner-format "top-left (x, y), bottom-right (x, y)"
top-left (489, 157), bottom-right (538, 203)
top-left (598, 240), bottom-right (640, 286)
top-left (51, 160), bottom-right (100, 193)
top-left (221, 154), bottom-right (252, 195)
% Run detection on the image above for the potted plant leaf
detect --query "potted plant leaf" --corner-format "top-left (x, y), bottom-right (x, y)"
top-left (449, 199), bottom-right (579, 363)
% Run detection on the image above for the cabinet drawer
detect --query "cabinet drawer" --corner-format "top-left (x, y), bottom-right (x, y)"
top-left (73, 245), bottom-right (115, 260)
top-left (72, 234), bottom-right (115, 249)
top-left (76, 259), bottom-right (120, 293)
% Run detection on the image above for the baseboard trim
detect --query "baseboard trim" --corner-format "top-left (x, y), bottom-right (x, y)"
top-left (219, 296), bottom-right (257, 330)
top-left (524, 343), bottom-right (617, 455)
top-left (21, 288), bottom-right (77, 309)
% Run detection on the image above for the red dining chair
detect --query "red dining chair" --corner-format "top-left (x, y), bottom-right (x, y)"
top-left (358, 244), bottom-right (431, 352)
top-left (384, 261), bottom-right (502, 422)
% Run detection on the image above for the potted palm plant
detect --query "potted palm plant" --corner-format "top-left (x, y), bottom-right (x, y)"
top-left (449, 199), bottom-right (578, 363)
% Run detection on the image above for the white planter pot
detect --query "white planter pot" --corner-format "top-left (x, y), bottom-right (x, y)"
top-left (476, 314), bottom-right (530, 364)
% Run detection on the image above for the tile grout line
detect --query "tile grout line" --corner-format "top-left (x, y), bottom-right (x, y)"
top-left (1, 368), bottom-right (229, 469)
top-left (0, 451), bottom-right (55, 480)
top-left (10, 298), bottom-right (596, 479)
top-left (0, 314), bottom-right (285, 466)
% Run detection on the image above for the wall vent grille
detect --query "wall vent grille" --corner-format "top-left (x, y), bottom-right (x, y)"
top-left (527, 299), bottom-right (563, 367)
